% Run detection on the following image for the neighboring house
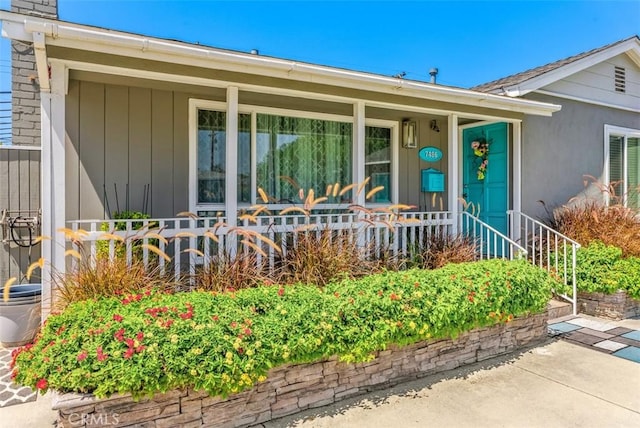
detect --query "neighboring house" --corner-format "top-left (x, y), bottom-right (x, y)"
top-left (0, 2), bottom-right (562, 315)
top-left (474, 36), bottom-right (640, 218)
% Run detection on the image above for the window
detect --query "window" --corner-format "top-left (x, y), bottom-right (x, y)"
top-left (256, 114), bottom-right (352, 203)
top-left (365, 126), bottom-right (392, 203)
top-left (191, 100), bottom-right (397, 211)
top-left (606, 125), bottom-right (640, 208)
top-left (196, 109), bottom-right (251, 206)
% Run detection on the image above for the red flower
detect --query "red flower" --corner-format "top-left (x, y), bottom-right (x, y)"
top-left (390, 293), bottom-right (400, 301)
top-left (377, 290), bottom-right (384, 297)
top-left (277, 287), bottom-right (285, 297)
top-left (237, 347), bottom-right (244, 354)
top-left (113, 314), bottom-right (123, 322)
top-left (36, 378), bottom-right (48, 391)
top-left (230, 321), bottom-right (238, 329)
top-left (212, 315), bottom-right (219, 322)
top-left (163, 319), bottom-right (174, 328)
top-left (114, 328), bottom-right (125, 342)
top-left (136, 345), bottom-right (145, 353)
top-left (243, 328), bottom-right (252, 336)
top-left (136, 331), bottom-right (144, 342)
top-left (96, 347), bottom-right (108, 362)
top-left (415, 281), bottom-right (421, 288)
top-left (334, 292), bottom-right (340, 298)
top-left (124, 348), bottom-right (135, 359)
top-left (77, 351), bottom-right (88, 362)
top-left (125, 338), bottom-right (135, 348)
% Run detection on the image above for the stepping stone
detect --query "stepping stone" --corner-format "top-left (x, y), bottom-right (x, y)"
top-left (564, 331), bottom-right (604, 346)
top-left (613, 346), bottom-right (640, 363)
top-left (621, 331), bottom-right (640, 341)
top-left (565, 317), bottom-right (618, 332)
top-left (605, 327), bottom-right (634, 336)
top-left (548, 322), bottom-right (581, 333)
top-left (576, 328), bottom-right (614, 340)
top-left (593, 340), bottom-right (628, 352)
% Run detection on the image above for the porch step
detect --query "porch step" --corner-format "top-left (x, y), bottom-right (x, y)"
top-left (547, 299), bottom-right (573, 321)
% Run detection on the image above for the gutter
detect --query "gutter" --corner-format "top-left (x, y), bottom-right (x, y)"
top-left (1, 11), bottom-right (561, 116)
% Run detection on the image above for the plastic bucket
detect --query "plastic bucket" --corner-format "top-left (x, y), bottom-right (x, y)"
top-left (0, 283), bottom-right (42, 346)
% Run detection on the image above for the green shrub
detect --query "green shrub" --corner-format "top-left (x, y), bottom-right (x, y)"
top-left (13, 259), bottom-right (555, 399)
top-left (98, 211), bottom-right (156, 260)
top-left (574, 241), bottom-right (640, 299)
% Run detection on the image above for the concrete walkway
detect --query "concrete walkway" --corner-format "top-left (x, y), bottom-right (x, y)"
top-left (265, 339), bottom-right (640, 428)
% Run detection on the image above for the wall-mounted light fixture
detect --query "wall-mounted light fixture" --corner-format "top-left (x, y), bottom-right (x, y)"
top-left (402, 120), bottom-right (417, 148)
top-left (430, 119), bottom-right (440, 133)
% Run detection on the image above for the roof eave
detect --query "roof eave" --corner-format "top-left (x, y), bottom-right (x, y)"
top-left (0, 11), bottom-right (560, 117)
top-left (500, 37), bottom-right (640, 97)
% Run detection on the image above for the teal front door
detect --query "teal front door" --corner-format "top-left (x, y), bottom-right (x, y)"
top-left (462, 122), bottom-right (509, 235)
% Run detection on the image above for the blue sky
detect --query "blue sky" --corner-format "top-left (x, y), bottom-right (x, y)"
top-left (1, 0), bottom-right (639, 92)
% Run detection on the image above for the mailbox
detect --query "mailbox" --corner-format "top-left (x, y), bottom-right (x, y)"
top-left (421, 168), bottom-right (445, 192)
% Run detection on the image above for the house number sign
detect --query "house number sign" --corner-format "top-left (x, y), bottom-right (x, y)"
top-left (419, 146), bottom-right (443, 162)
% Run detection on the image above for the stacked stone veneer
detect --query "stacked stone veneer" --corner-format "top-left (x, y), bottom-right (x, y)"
top-left (53, 312), bottom-right (547, 428)
top-left (10, 0), bottom-right (58, 146)
top-left (577, 291), bottom-right (640, 320)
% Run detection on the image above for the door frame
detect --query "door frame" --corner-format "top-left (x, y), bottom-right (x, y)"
top-left (457, 121), bottom-right (511, 225)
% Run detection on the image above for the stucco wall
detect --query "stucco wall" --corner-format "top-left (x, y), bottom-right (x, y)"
top-left (520, 92), bottom-right (640, 219)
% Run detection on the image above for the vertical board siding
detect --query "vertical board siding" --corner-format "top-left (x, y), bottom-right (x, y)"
top-left (79, 81), bottom-right (105, 219)
top-left (128, 87), bottom-right (152, 214)
top-left (104, 85), bottom-right (130, 217)
top-left (151, 90), bottom-right (174, 217)
top-left (66, 80), bottom-right (185, 221)
top-left (173, 92), bottom-right (189, 214)
top-left (65, 80), bottom-right (80, 221)
top-left (0, 149), bottom-right (41, 283)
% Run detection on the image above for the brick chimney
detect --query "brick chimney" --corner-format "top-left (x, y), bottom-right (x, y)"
top-left (10, 0), bottom-right (58, 146)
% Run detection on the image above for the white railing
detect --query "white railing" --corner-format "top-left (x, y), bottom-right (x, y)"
top-left (459, 212), bottom-right (527, 260)
top-left (507, 211), bottom-right (580, 315)
top-left (69, 216), bottom-right (229, 284)
top-left (67, 211), bottom-right (456, 281)
top-left (65, 210), bottom-right (532, 287)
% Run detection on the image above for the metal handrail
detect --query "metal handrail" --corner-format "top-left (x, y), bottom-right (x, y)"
top-left (459, 211), bottom-right (527, 260)
top-left (507, 210), bottom-right (580, 315)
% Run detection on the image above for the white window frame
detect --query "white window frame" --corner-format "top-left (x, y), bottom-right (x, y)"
top-left (603, 124), bottom-right (640, 207)
top-left (189, 99), bottom-right (399, 213)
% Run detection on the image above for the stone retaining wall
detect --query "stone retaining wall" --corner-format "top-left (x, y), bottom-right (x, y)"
top-left (53, 312), bottom-right (547, 428)
top-left (577, 291), bottom-right (640, 320)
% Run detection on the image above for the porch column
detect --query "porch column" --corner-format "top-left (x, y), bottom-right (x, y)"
top-left (353, 101), bottom-right (366, 206)
top-left (447, 114), bottom-right (459, 234)
top-left (512, 121), bottom-right (522, 242)
top-left (41, 61), bottom-right (66, 318)
top-left (225, 86), bottom-right (239, 254)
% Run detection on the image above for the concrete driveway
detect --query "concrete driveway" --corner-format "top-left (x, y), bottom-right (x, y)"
top-left (264, 339), bottom-right (640, 428)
